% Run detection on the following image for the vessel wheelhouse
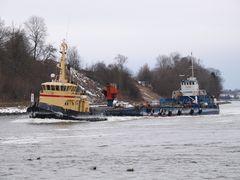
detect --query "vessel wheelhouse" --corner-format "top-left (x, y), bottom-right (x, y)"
top-left (39, 81), bottom-right (89, 113)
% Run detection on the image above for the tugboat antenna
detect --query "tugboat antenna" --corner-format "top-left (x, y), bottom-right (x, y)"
top-left (191, 52), bottom-right (194, 77)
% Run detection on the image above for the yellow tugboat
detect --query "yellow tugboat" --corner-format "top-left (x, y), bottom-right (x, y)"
top-left (28, 40), bottom-right (106, 121)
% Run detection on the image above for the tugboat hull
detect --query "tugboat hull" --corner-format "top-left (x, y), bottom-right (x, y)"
top-left (28, 103), bottom-right (107, 121)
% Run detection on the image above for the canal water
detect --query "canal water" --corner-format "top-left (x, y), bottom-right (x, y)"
top-left (0, 102), bottom-right (240, 179)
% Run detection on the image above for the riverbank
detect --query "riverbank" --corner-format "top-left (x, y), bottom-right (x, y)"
top-left (0, 101), bottom-right (29, 108)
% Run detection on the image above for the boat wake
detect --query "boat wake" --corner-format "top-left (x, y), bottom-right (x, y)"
top-left (12, 116), bottom-right (146, 124)
top-left (12, 117), bottom-right (84, 124)
top-left (106, 116), bottom-right (146, 122)
top-left (1, 136), bottom-right (41, 144)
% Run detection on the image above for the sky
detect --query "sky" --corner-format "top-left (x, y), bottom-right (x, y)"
top-left (1, 0), bottom-right (240, 89)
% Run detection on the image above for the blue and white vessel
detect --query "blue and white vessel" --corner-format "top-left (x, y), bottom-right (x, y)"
top-left (164, 55), bottom-right (219, 115)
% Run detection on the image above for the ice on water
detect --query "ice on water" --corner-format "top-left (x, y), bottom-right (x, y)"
top-left (0, 106), bottom-right (27, 114)
top-left (0, 101), bottom-right (240, 179)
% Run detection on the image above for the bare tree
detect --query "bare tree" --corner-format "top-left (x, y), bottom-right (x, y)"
top-left (137, 64), bottom-right (152, 82)
top-left (42, 44), bottom-right (57, 61)
top-left (114, 54), bottom-right (128, 90)
top-left (24, 16), bottom-right (47, 60)
top-left (0, 18), bottom-right (8, 47)
top-left (115, 54), bottom-right (128, 69)
top-left (170, 52), bottom-right (181, 63)
top-left (156, 55), bottom-right (173, 69)
top-left (67, 46), bottom-right (82, 70)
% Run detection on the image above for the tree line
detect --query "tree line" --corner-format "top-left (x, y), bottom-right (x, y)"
top-left (0, 17), bottom-right (57, 102)
top-left (137, 53), bottom-right (223, 98)
top-left (85, 54), bottom-right (142, 101)
top-left (0, 16), bottom-right (223, 103)
top-left (0, 16), bottom-right (86, 102)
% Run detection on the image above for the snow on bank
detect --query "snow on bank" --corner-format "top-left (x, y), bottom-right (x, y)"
top-left (70, 68), bottom-right (105, 103)
top-left (0, 106), bottom-right (27, 114)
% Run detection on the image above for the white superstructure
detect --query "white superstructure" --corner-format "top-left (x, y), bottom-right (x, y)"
top-left (172, 54), bottom-right (207, 98)
top-left (177, 77), bottom-right (206, 96)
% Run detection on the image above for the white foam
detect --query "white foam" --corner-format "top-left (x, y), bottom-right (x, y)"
top-left (12, 117), bottom-right (82, 124)
top-left (106, 116), bottom-right (145, 122)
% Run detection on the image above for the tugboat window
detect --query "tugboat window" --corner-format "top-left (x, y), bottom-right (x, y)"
top-left (47, 85), bottom-right (50, 90)
top-left (51, 85), bottom-right (55, 90)
top-left (56, 86), bottom-right (59, 91)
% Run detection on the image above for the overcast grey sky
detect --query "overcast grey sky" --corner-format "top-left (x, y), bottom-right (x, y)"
top-left (1, 0), bottom-right (240, 89)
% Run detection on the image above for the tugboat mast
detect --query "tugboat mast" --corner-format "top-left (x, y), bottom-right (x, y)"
top-left (59, 40), bottom-right (68, 83)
